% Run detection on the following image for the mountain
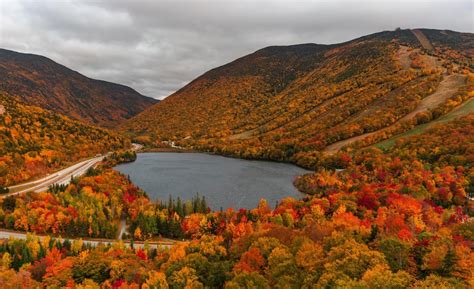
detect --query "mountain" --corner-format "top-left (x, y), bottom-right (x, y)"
top-left (0, 93), bottom-right (129, 186)
top-left (0, 49), bottom-right (158, 127)
top-left (121, 28), bottom-right (473, 166)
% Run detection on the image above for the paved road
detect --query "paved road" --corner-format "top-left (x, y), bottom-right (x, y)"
top-left (0, 229), bottom-right (175, 249)
top-left (6, 155), bottom-right (105, 196)
top-left (1, 143), bottom-right (175, 248)
top-left (6, 143), bottom-right (143, 198)
top-left (6, 143), bottom-right (144, 196)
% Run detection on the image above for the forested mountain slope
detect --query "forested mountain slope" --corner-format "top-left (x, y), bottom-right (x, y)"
top-left (0, 49), bottom-right (158, 127)
top-left (121, 29), bottom-right (473, 166)
top-left (0, 29), bottom-right (473, 288)
top-left (0, 94), bottom-right (129, 186)
top-left (3, 108), bottom-right (472, 288)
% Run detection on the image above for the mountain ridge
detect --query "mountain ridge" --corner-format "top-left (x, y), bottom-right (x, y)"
top-left (121, 28), bottom-right (473, 166)
top-left (0, 48), bottom-right (158, 127)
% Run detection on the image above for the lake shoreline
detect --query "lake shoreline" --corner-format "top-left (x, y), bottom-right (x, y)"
top-left (139, 146), bottom-right (316, 172)
top-left (115, 152), bottom-right (310, 210)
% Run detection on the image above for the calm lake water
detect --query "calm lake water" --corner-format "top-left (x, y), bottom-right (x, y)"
top-left (115, 153), bottom-right (311, 210)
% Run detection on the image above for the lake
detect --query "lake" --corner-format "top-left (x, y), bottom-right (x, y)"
top-left (114, 153), bottom-right (311, 210)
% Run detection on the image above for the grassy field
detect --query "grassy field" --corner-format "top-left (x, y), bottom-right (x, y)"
top-left (375, 98), bottom-right (474, 149)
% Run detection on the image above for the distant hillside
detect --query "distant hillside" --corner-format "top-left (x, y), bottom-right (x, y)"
top-left (0, 49), bottom-right (158, 127)
top-left (121, 28), bottom-right (473, 166)
top-left (0, 93), bottom-right (129, 186)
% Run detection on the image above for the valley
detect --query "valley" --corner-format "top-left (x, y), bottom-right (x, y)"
top-left (0, 27), bottom-right (472, 288)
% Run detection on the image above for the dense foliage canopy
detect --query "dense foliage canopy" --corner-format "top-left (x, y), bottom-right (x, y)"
top-left (1, 113), bottom-right (472, 287)
top-left (0, 28), bottom-right (472, 288)
top-left (0, 49), bottom-right (157, 127)
top-left (122, 29), bottom-right (473, 167)
top-left (0, 94), bottom-right (129, 186)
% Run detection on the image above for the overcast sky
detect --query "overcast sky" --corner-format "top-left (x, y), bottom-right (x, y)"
top-left (0, 0), bottom-right (472, 99)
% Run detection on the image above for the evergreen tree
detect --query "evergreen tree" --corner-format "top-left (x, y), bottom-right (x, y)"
top-left (440, 248), bottom-right (457, 276)
top-left (176, 197), bottom-right (184, 216)
top-left (63, 239), bottom-right (72, 251)
top-left (21, 246), bottom-right (32, 266)
top-left (200, 196), bottom-right (208, 213)
top-left (168, 195), bottom-right (173, 211)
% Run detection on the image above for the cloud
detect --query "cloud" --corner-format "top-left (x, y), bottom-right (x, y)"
top-left (0, 0), bottom-right (472, 99)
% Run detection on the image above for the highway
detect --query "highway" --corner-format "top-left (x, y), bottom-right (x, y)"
top-left (6, 155), bottom-right (105, 196)
top-left (0, 144), bottom-right (179, 249)
top-left (0, 229), bottom-right (175, 249)
top-left (6, 143), bottom-right (145, 196)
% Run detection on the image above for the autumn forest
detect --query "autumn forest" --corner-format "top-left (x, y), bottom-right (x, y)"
top-left (0, 23), bottom-right (473, 289)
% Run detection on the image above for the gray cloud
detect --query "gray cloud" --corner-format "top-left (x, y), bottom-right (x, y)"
top-left (1, 0), bottom-right (472, 99)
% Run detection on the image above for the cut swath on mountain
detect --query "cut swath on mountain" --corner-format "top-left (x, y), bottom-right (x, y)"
top-left (121, 28), bottom-right (473, 167)
top-left (0, 49), bottom-right (158, 127)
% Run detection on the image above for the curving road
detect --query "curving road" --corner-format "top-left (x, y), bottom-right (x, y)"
top-left (6, 143), bottom-right (144, 197)
top-left (0, 144), bottom-right (175, 248)
top-left (6, 155), bottom-right (105, 196)
top-left (0, 143), bottom-right (176, 248)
